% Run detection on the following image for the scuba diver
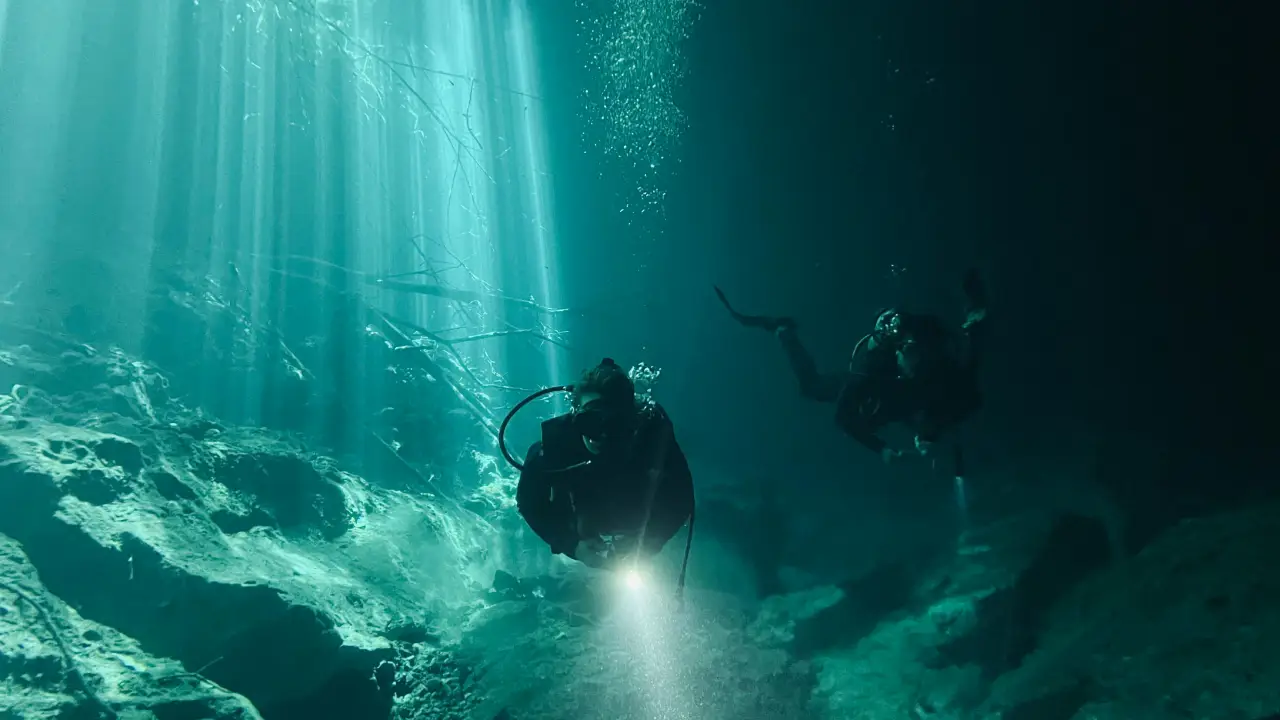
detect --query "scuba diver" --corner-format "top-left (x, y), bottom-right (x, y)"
top-left (716, 269), bottom-right (989, 465)
top-left (499, 358), bottom-right (696, 595)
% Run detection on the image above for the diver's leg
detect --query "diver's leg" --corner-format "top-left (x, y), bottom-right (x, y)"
top-left (777, 326), bottom-right (842, 402)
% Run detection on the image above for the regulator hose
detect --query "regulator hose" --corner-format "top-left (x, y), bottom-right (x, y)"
top-left (498, 385), bottom-right (572, 471)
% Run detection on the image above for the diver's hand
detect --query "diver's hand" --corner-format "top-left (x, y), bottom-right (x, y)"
top-left (880, 447), bottom-right (904, 465)
top-left (608, 535), bottom-right (641, 560)
top-left (574, 538), bottom-right (609, 568)
top-left (962, 308), bottom-right (987, 331)
top-left (771, 317), bottom-right (798, 336)
top-left (914, 436), bottom-right (935, 457)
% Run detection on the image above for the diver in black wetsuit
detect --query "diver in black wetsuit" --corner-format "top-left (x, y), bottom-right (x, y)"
top-left (510, 359), bottom-right (695, 575)
top-left (717, 270), bottom-right (989, 464)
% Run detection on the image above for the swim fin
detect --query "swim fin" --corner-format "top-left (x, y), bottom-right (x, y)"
top-left (714, 286), bottom-right (795, 332)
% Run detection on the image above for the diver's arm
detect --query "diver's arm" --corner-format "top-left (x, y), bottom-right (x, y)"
top-left (834, 346), bottom-right (891, 454)
top-left (516, 441), bottom-right (580, 556)
top-left (833, 374), bottom-right (888, 454)
top-left (836, 415), bottom-right (888, 454)
top-left (640, 433), bottom-right (695, 555)
top-left (777, 326), bottom-right (844, 402)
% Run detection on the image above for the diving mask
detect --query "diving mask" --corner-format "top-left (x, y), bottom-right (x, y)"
top-left (572, 399), bottom-right (637, 444)
top-left (874, 309), bottom-right (904, 342)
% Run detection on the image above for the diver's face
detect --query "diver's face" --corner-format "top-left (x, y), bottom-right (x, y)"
top-left (574, 392), bottom-right (634, 455)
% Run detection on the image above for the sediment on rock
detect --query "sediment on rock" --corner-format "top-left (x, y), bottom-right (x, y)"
top-left (982, 503), bottom-right (1280, 720)
top-left (1, 534), bottom-right (262, 720)
top-left (932, 513), bottom-right (1113, 680)
top-left (0, 424), bottom-right (398, 720)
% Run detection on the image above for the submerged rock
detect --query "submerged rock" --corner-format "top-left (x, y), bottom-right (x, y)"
top-left (0, 391), bottom-right (493, 720)
top-left (0, 534), bottom-right (261, 719)
top-left (0, 421), bottom-right (398, 718)
top-left (985, 503), bottom-right (1280, 720)
top-left (452, 583), bottom-right (815, 720)
top-left (799, 501), bottom-right (1280, 720)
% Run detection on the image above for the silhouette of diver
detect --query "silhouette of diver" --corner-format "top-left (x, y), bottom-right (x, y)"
top-left (500, 359), bottom-right (695, 593)
top-left (717, 269), bottom-right (989, 465)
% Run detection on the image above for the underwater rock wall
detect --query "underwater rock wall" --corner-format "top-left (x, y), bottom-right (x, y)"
top-left (0, 320), bottom-right (499, 719)
top-left (983, 501), bottom-right (1280, 720)
top-left (777, 502), bottom-right (1280, 720)
top-left (0, 535), bottom-right (262, 720)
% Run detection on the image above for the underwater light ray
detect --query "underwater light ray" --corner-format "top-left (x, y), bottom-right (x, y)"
top-left (0, 1), bottom-right (85, 315)
top-left (241, 4), bottom-right (279, 423)
top-left (0, 0), bottom-right (9, 65)
top-left (0, 0), bottom-right (564, 445)
top-left (506, 0), bottom-right (566, 411)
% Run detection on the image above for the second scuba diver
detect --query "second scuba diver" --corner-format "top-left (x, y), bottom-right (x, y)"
top-left (717, 269), bottom-right (989, 464)
top-left (500, 358), bottom-right (696, 592)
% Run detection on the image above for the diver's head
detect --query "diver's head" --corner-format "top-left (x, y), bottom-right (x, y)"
top-left (874, 308), bottom-right (905, 345)
top-left (871, 309), bottom-right (922, 377)
top-left (571, 358), bottom-right (638, 454)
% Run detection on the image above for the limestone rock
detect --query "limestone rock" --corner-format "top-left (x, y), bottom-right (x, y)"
top-left (808, 512), bottom-right (1114, 719)
top-left (984, 503), bottom-right (1280, 720)
top-left (1, 534), bottom-right (261, 720)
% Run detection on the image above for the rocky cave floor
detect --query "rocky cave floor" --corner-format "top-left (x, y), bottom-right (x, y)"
top-left (2, 334), bottom-right (1279, 720)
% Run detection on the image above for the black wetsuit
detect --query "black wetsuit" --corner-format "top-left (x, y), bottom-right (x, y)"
top-left (780, 312), bottom-right (986, 453)
top-left (516, 404), bottom-right (694, 559)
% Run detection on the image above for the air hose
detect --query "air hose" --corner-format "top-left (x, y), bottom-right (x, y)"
top-left (497, 384), bottom-right (571, 471)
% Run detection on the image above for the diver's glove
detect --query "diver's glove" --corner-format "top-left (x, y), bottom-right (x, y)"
top-left (883, 444), bottom-right (937, 464)
top-left (771, 318), bottom-right (799, 336)
top-left (961, 269), bottom-right (988, 331)
top-left (574, 537), bottom-right (610, 568)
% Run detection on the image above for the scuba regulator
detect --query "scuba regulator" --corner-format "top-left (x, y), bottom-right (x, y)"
top-left (846, 308), bottom-right (905, 368)
top-left (838, 308), bottom-right (914, 426)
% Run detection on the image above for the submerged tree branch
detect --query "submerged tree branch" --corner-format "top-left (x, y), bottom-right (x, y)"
top-left (446, 329), bottom-right (536, 344)
top-left (378, 311), bottom-right (484, 389)
top-left (257, 252), bottom-right (569, 317)
top-left (0, 580), bottom-right (113, 715)
top-left (370, 278), bottom-right (569, 316)
top-left (373, 310), bottom-right (499, 439)
top-left (254, 1), bottom-right (570, 431)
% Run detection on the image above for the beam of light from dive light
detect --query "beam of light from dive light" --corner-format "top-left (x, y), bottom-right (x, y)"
top-left (623, 567), bottom-right (644, 590)
top-left (611, 558), bottom-right (686, 720)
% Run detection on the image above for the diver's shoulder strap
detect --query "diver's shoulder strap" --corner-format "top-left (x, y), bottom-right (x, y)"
top-left (539, 414), bottom-right (577, 450)
top-left (538, 414), bottom-right (594, 477)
